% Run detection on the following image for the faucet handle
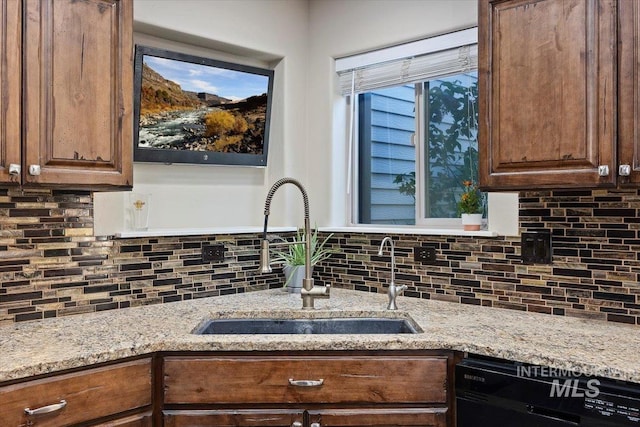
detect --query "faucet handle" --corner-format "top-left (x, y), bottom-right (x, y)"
top-left (301, 284), bottom-right (330, 298)
top-left (323, 284), bottom-right (331, 298)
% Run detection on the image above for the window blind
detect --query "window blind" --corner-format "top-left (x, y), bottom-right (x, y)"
top-left (337, 44), bottom-right (477, 96)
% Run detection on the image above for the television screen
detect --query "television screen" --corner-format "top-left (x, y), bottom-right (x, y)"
top-left (133, 45), bottom-right (274, 167)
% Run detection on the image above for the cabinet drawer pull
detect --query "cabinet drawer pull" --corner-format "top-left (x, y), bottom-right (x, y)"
top-left (24, 399), bottom-right (67, 416)
top-left (288, 378), bottom-right (324, 387)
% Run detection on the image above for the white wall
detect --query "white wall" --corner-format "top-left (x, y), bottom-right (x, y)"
top-left (95, 0), bottom-right (480, 235)
top-left (306, 0), bottom-right (478, 226)
top-left (95, 0), bottom-right (310, 235)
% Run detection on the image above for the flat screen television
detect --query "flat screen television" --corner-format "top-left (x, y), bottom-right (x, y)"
top-left (133, 45), bottom-right (274, 167)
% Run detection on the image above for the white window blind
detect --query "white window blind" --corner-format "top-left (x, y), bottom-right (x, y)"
top-left (336, 28), bottom-right (477, 96)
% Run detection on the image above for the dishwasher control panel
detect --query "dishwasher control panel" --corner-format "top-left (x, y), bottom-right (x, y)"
top-left (584, 394), bottom-right (640, 424)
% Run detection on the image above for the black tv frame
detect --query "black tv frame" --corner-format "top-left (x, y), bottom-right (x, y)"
top-left (133, 45), bottom-right (274, 167)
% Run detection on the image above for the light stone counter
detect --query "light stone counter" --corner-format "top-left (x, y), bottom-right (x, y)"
top-left (0, 288), bottom-right (638, 383)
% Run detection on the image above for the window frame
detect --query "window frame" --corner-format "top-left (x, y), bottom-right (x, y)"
top-left (351, 76), bottom-right (482, 229)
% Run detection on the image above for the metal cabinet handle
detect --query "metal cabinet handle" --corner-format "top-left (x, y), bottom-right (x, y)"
top-left (288, 378), bottom-right (324, 387)
top-left (619, 164), bottom-right (632, 176)
top-left (28, 164), bottom-right (41, 176)
top-left (292, 422), bottom-right (303, 427)
top-left (598, 165), bottom-right (610, 177)
top-left (310, 423), bottom-right (321, 427)
top-left (8, 164), bottom-right (20, 175)
top-left (24, 399), bottom-right (67, 416)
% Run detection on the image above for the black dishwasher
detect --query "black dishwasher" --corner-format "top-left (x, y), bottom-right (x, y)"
top-left (456, 356), bottom-right (640, 426)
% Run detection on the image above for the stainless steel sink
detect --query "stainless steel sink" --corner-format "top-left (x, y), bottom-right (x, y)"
top-left (193, 317), bottom-right (420, 335)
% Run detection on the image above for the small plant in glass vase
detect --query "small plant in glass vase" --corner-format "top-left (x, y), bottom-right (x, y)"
top-left (458, 180), bottom-right (483, 231)
top-left (271, 229), bottom-right (336, 293)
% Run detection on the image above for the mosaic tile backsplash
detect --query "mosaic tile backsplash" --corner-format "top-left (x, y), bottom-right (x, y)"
top-left (0, 188), bottom-right (639, 325)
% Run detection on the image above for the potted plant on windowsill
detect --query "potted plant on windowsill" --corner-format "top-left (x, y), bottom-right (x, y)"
top-left (271, 229), bottom-right (336, 293)
top-left (458, 180), bottom-right (483, 231)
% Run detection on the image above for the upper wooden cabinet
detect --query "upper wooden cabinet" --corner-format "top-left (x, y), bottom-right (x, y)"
top-left (0, 0), bottom-right (21, 184)
top-left (0, 0), bottom-right (133, 189)
top-left (478, 0), bottom-right (618, 190)
top-left (618, 0), bottom-right (640, 186)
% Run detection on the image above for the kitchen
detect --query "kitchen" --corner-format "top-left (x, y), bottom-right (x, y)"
top-left (1, 0), bottom-right (639, 426)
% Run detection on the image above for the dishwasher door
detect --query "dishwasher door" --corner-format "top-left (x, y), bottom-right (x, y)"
top-left (456, 357), bottom-right (640, 427)
top-left (457, 396), bottom-right (579, 426)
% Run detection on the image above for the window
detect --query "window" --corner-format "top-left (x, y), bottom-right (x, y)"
top-left (338, 29), bottom-right (482, 228)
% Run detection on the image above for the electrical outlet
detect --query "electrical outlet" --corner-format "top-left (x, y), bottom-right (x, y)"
top-left (202, 244), bottom-right (225, 262)
top-left (414, 246), bottom-right (436, 264)
top-left (521, 231), bottom-right (552, 264)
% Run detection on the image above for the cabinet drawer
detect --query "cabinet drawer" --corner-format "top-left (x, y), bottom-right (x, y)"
top-left (164, 356), bottom-right (447, 405)
top-left (164, 409), bottom-right (304, 427)
top-left (308, 407), bottom-right (448, 427)
top-left (91, 411), bottom-right (153, 427)
top-left (0, 358), bottom-right (152, 427)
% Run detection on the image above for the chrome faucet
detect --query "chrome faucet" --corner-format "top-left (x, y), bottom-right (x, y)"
top-left (258, 178), bottom-right (330, 309)
top-left (377, 236), bottom-right (407, 310)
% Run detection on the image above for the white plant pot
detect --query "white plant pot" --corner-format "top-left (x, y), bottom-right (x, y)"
top-left (461, 213), bottom-right (483, 231)
top-left (283, 265), bottom-right (312, 293)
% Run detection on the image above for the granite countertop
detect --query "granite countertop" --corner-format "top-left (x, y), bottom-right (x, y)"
top-left (0, 288), bottom-right (639, 383)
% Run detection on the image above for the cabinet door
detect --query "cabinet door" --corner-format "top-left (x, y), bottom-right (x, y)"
top-left (0, 0), bottom-right (21, 185)
top-left (478, 0), bottom-right (617, 190)
top-left (163, 409), bottom-right (304, 427)
top-left (163, 356), bottom-right (447, 405)
top-left (618, 0), bottom-right (640, 186)
top-left (307, 408), bottom-right (447, 427)
top-left (0, 358), bottom-right (151, 427)
top-left (91, 411), bottom-right (152, 427)
top-left (23, 0), bottom-right (133, 188)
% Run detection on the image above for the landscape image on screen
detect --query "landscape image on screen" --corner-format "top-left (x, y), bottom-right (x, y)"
top-left (137, 54), bottom-right (271, 155)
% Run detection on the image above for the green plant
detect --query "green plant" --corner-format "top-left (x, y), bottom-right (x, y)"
top-left (393, 172), bottom-right (416, 200)
top-left (426, 78), bottom-right (480, 217)
top-left (457, 180), bottom-right (482, 214)
top-left (271, 229), bottom-right (336, 267)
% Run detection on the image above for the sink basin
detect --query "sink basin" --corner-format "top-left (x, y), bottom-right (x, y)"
top-left (193, 317), bottom-right (420, 335)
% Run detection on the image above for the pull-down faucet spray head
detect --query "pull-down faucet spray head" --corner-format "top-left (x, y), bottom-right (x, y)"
top-left (258, 239), bottom-right (272, 274)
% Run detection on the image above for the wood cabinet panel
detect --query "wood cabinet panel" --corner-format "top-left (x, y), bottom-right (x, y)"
top-left (163, 356), bottom-right (448, 406)
top-left (92, 411), bottom-right (153, 427)
top-left (22, 0), bottom-right (133, 188)
top-left (478, 0), bottom-right (617, 189)
top-left (618, 0), bottom-right (640, 186)
top-left (0, 0), bottom-right (21, 184)
top-left (0, 358), bottom-right (152, 427)
top-left (163, 409), bottom-right (304, 427)
top-left (308, 408), bottom-right (448, 427)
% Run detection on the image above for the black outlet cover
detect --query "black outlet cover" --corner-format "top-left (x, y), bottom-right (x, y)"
top-left (414, 246), bottom-right (437, 264)
top-left (521, 231), bottom-right (552, 264)
top-left (202, 244), bottom-right (225, 262)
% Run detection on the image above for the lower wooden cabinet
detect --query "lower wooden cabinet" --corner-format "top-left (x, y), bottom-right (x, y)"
top-left (161, 352), bottom-right (454, 427)
top-left (163, 409), bottom-right (304, 427)
top-left (0, 358), bottom-right (152, 427)
top-left (308, 408), bottom-right (447, 427)
top-left (163, 408), bottom-right (446, 427)
top-left (0, 351), bottom-right (455, 427)
top-left (92, 411), bottom-right (153, 427)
